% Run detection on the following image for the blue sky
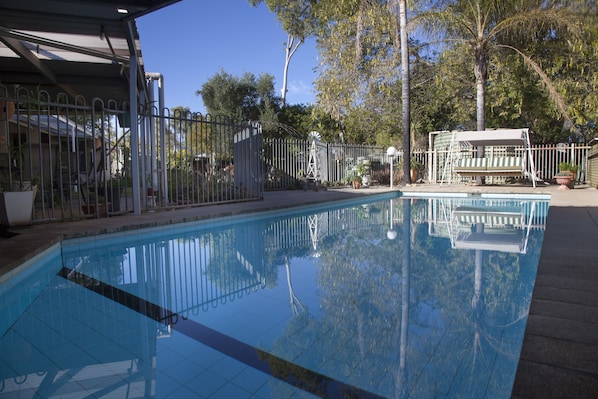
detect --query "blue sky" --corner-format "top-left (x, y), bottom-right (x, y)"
top-left (137, 0), bottom-right (319, 113)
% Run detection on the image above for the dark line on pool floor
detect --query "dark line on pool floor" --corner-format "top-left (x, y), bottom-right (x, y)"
top-left (58, 266), bottom-right (385, 399)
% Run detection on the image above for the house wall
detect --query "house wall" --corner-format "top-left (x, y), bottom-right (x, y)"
top-left (7, 122), bottom-right (57, 184)
top-left (588, 144), bottom-right (598, 189)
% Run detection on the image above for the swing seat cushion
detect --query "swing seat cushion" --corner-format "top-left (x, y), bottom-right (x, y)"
top-left (454, 157), bottom-right (487, 173)
top-left (454, 156), bottom-right (523, 176)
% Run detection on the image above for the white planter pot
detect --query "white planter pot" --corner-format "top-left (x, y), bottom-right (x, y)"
top-left (0, 191), bottom-right (35, 227)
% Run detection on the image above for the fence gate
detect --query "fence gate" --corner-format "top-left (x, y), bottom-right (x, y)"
top-left (233, 121), bottom-right (263, 199)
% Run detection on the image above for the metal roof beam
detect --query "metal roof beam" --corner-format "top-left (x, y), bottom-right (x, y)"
top-left (0, 34), bottom-right (57, 82)
top-left (0, 31), bottom-right (77, 98)
top-left (0, 26), bottom-right (129, 64)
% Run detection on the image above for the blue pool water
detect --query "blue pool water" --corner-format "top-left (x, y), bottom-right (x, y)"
top-left (0, 194), bottom-right (549, 398)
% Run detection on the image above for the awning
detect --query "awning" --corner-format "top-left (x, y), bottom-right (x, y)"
top-left (453, 128), bottom-right (529, 147)
top-left (454, 232), bottom-right (524, 253)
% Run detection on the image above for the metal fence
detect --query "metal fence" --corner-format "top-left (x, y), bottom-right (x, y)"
top-left (427, 144), bottom-right (590, 184)
top-left (263, 138), bottom-right (590, 189)
top-left (1, 88), bottom-right (262, 225)
top-left (149, 108), bottom-right (262, 209)
top-left (263, 139), bottom-right (392, 189)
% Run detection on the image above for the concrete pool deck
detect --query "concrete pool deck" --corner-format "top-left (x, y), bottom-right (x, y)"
top-left (1, 183), bottom-right (597, 398)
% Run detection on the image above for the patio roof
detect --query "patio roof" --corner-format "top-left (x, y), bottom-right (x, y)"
top-left (12, 114), bottom-right (93, 140)
top-left (0, 0), bottom-right (180, 104)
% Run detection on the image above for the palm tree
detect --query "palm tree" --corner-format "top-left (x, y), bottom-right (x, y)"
top-left (418, 0), bottom-right (579, 181)
top-left (398, 0), bottom-right (412, 184)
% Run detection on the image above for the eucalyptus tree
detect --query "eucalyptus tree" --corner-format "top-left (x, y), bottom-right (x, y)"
top-left (418, 1), bottom-right (580, 131)
top-left (248, 0), bottom-right (317, 107)
top-left (484, 52), bottom-right (567, 142)
top-left (409, 48), bottom-right (468, 134)
top-left (314, 0), bottom-right (403, 143)
top-left (536, 2), bottom-right (598, 141)
top-left (197, 70), bottom-right (280, 122)
top-left (312, 0), bottom-right (431, 183)
top-left (165, 106), bottom-right (215, 173)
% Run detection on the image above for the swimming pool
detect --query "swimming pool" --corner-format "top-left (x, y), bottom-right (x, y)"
top-left (0, 193), bottom-right (549, 398)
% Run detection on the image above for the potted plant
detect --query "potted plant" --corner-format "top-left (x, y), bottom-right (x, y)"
top-left (350, 174), bottom-right (362, 189)
top-left (558, 162), bottom-right (578, 175)
top-left (355, 159), bottom-right (371, 186)
top-left (410, 158), bottom-right (424, 183)
top-left (399, 156), bottom-right (424, 183)
top-left (0, 177), bottom-right (38, 227)
top-left (556, 162), bottom-right (577, 189)
top-left (81, 190), bottom-right (109, 217)
top-left (99, 179), bottom-right (123, 213)
top-left (0, 140), bottom-right (39, 227)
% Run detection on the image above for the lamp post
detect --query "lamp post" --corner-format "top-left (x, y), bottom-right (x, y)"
top-left (387, 146), bottom-right (397, 189)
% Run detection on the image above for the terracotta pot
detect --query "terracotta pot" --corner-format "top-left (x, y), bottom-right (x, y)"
top-left (555, 174), bottom-right (573, 190)
top-left (410, 169), bottom-right (419, 183)
top-left (81, 202), bottom-right (110, 217)
top-left (0, 100), bottom-right (15, 121)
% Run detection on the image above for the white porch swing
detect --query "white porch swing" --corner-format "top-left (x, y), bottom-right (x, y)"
top-left (442, 128), bottom-right (540, 188)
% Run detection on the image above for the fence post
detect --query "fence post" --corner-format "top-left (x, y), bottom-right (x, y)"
top-left (129, 51), bottom-right (141, 216)
top-left (428, 149), bottom-right (434, 183)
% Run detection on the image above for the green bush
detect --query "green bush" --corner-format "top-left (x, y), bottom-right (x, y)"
top-left (558, 162), bottom-right (578, 173)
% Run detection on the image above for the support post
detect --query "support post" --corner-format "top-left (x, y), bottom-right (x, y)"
top-left (129, 46), bottom-right (141, 215)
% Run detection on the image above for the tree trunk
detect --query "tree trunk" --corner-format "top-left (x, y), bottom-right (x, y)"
top-left (281, 34), bottom-right (302, 108)
top-left (474, 46), bottom-right (488, 185)
top-left (395, 198), bottom-right (411, 397)
top-left (399, 0), bottom-right (411, 185)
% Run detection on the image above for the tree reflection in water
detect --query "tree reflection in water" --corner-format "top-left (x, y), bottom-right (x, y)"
top-left (24, 195), bottom-right (544, 398)
top-left (265, 196), bottom-right (544, 398)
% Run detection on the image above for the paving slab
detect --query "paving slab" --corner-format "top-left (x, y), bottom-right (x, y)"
top-left (509, 187), bottom-right (598, 399)
top-left (512, 360), bottom-right (598, 399)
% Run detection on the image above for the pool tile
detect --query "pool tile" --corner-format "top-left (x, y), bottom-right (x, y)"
top-left (253, 378), bottom-right (301, 399)
top-left (162, 356), bottom-right (206, 385)
top-left (73, 367), bottom-right (128, 392)
top-left (156, 346), bottom-right (186, 371)
top-left (51, 342), bottom-right (97, 370)
top-left (289, 387), bottom-right (322, 398)
top-left (155, 369), bottom-right (182, 398)
top-left (209, 381), bottom-right (253, 399)
top-left (210, 356), bottom-right (247, 381)
top-left (293, 349), bottom-right (328, 373)
top-left (187, 345), bottom-right (228, 370)
top-left (231, 365), bottom-right (270, 393)
top-left (183, 369), bottom-right (228, 397)
top-left (168, 384), bottom-right (208, 399)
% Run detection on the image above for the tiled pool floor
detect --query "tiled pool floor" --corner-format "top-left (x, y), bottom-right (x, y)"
top-left (2, 275), bottom-right (311, 398)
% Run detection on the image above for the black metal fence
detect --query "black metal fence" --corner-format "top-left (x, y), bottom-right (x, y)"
top-left (0, 87), bottom-right (262, 225)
